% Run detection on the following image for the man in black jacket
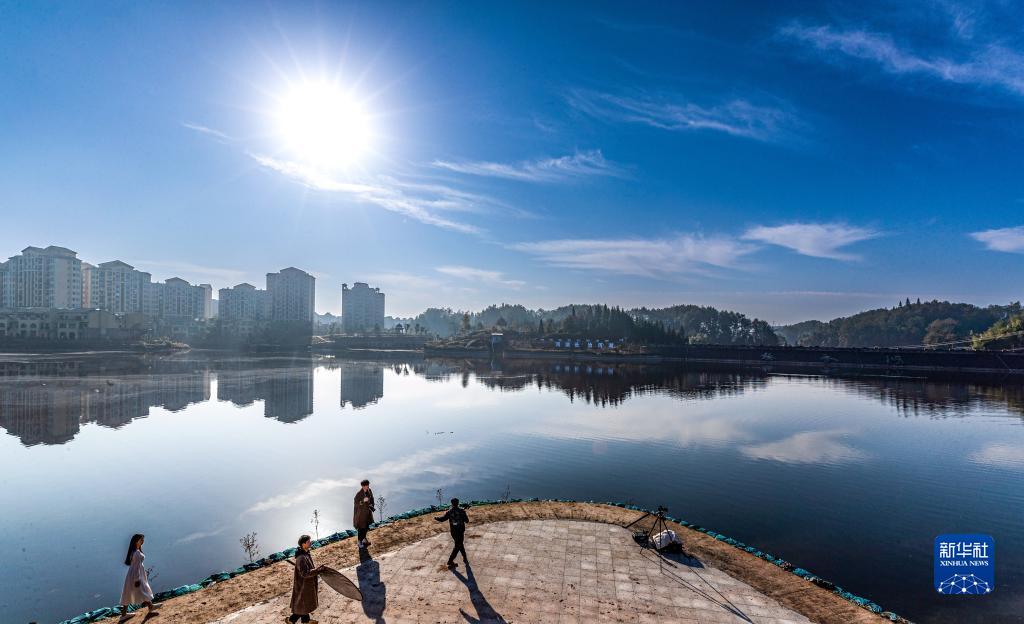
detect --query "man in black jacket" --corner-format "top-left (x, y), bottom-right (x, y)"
top-left (435, 498), bottom-right (469, 567)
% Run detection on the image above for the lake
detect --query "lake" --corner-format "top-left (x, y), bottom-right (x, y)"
top-left (0, 353), bottom-right (1022, 623)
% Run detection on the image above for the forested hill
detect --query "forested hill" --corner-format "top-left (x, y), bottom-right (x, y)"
top-left (633, 305), bottom-right (778, 345)
top-left (413, 303), bottom-right (778, 345)
top-left (776, 300), bottom-right (1020, 348)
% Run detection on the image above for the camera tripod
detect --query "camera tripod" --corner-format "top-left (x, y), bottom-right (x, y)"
top-left (625, 505), bottom-right (676, 570)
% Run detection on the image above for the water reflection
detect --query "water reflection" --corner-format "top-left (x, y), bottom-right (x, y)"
top-left (2, 355), bottom-right (1023, 447)
top-left (340, 361), bottom-right (384, 409)
top-left (2, 354), bottom-right (1023, 624)
top-left (0, 372), bottom-right (210, 446)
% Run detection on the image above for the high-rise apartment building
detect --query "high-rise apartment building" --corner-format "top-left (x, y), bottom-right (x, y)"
top-left (161, 277), bottom-right (207, 319)
top-left (0, 246), bottom-right (82, 309)
top-left (341, 282), bottom-right (385, 333)
top-left (83, 260), bottom-right (152, 314)
top-left (218, 283), bottom-right (270, 321)
top-left (266, 267), bottom-right (315, 324)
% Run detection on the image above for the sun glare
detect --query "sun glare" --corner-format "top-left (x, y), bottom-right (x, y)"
top-left (274, 80), bottom-right (372, 169)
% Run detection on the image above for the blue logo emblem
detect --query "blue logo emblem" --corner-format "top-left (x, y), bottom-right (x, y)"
top-left (934, 534), bottom-right (994, 595)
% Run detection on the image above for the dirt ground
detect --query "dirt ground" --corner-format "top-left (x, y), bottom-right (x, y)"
top-left (116, 501), bottom-right (891, 624)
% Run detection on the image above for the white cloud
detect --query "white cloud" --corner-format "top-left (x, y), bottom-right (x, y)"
top-left (742, 223), bottom-right (880, 260)
top-left (740, 430), bottom-right (868, 465)
top-left (779, 21), bottom-right (1024, 96)
top-left (182, 121), bottom-right (233, 142)
top-left (128, 259), bottom-right (249, 284)
top-left (250, 154), bottom-right (483, 235)
top-left (436, 265), bottom-right (526, 289)
top-left (566, 88), bottom-right (807, 144)
top-left (971, 225), bottom-right (1024, 253)
top-left (512, 235), bottom-right (757, 277)
top-left (432, 149), bottom-right (625, 182)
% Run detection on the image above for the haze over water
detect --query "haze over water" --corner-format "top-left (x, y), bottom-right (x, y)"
top-left (1, 354), bottom-right (1022, 623)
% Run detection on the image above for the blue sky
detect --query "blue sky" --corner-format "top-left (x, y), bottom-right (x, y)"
top-left (1, 0), bottom-right (1022, 323)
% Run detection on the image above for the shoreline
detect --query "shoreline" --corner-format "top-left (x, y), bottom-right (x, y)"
top-left (60, 500), bottom-right (908, 624)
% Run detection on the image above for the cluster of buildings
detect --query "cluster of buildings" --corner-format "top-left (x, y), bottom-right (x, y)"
top-left (0, 245), bottom-right (317, 343)
top-left (0, 244), bottom-right (387, 344)
top-left (216, 267), bottom-right (316, 338)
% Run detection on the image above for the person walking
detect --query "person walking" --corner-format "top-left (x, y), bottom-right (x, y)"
top-left (120, 534), bottom-right (156, 618)
top-left (435, 498), bottom-right (469, 568)
top-left (353, 479), bottom-right (375, 549)
top-left (287, 535), bottom-right (323, 624)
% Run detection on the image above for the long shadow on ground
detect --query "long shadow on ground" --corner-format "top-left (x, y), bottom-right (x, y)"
top-left (356, 555), bottom-right (387, 624)
top-left (451, 562), bottom-right (507, 624)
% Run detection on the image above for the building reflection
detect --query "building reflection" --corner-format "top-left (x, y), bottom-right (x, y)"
top-left (216, 364), bottom-right (314, 423)
top-left (339, 361), bottom-right (384, 409)
top-left (2, 354), bottom-right (1022, 447)
top-left (0, 371), bottom-right (210, 446)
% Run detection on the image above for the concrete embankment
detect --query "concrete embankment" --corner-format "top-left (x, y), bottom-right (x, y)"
top-left (428, 344), bottom-right (1024, 379)
top-left (89, 501), bottom-right (906, 624)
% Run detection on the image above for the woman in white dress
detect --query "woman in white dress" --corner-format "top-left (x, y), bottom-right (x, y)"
top-left (120, 533), bottom-right (156, 617)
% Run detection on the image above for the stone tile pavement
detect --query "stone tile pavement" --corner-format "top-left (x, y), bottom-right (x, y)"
top-left (213, 520), bottom-right (812, 624)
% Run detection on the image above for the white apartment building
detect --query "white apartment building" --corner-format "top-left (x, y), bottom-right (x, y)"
top-left (83, 260), bottom-right (153, 314)
top-left (341, 282), bottom-right (385, 333)
top-left (0, 246), bottom-right (83, 309)
top-left (267, 267), bottom-right (315, 324)
top-left (161, 277), bottom-right (208, 319)
top-left (218, 283), bottom-right (270, 320)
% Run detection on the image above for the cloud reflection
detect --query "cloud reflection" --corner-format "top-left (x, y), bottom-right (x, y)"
top-left (740, 430), bottom-right (868, 465)
top-left (969, 443), bottom-right (1024, 470)
top-left (245, 442), bottom-right (475, 513)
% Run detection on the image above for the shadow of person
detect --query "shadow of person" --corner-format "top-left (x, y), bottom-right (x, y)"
top-left (356, 559), bottom-right (387, 623)
top-left (451, 562), bottom-right (507, 624)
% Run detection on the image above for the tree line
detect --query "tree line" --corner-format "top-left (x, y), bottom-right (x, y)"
top-left (411, 303), bottom-right (777, 346)
top-left (775, 300), bottom-right (1022, 349)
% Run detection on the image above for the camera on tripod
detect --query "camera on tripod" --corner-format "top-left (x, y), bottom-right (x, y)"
top-left (626, 505), bottom-right (684, 558)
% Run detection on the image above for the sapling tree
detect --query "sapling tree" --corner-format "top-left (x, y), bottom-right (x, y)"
top-left (239, 532), bottom-right (260, 563)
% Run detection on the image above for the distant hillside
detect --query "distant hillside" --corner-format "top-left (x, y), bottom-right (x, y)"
top-left (634, 305), bottom-right (778, 346)
top-left (412, 302), bottom-right (776, 345)
top-left (777, 300), bottom-right (1020, 348)
top-left (774, 320), bottom-right (827, 346)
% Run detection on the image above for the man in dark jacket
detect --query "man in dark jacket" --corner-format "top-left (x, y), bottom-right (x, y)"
top-left (288, 535), bottom-right (322, 624)
top-left (353, 479), bottom-right (375, 549)
top-left (435, 497), bottom-right (469, 567)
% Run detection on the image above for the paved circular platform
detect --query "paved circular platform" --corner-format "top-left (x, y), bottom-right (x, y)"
top-left (213, 519), bottom-right (812, 624)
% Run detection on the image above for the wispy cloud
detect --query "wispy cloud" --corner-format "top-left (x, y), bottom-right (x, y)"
top-left (512, 235), bottom-right (757, 278)
top-left (971, 225), bottom-right (1024, 253)
top-left (432, 149), bottom-right (625, 183)
top-left (566, 88), bottom-right (808, 144)
top-left (742, 222), bottom-right (881, 260)
top-left (779, 21), bottom-right (1024, 96)
top-left (128, 259), bottom-right (248, 284)
top-left (436, 265), bottom-right (526, 289)
top-left (250, 154), bottom-right (483, 235)
top-left (181, 121), bottom-right (233, 142)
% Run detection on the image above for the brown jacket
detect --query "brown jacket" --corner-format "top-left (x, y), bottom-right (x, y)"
top-left (290, 549), bottom-right (319, 615)
top-left (353, 488), bottom-right (375, 529)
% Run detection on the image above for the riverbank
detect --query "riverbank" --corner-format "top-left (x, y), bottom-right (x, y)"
top-left (79, 501), bottom-right (905, 624)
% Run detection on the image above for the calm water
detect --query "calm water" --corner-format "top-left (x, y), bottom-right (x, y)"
top-left (1, 354), bottom-right (1022, 624)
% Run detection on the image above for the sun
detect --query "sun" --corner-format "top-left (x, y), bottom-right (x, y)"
top-left (274, 80), bottom-right (372, 169)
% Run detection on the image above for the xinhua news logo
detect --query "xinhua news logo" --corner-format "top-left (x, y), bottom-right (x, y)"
top-left (934, 534), bottom-right (994, 595)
